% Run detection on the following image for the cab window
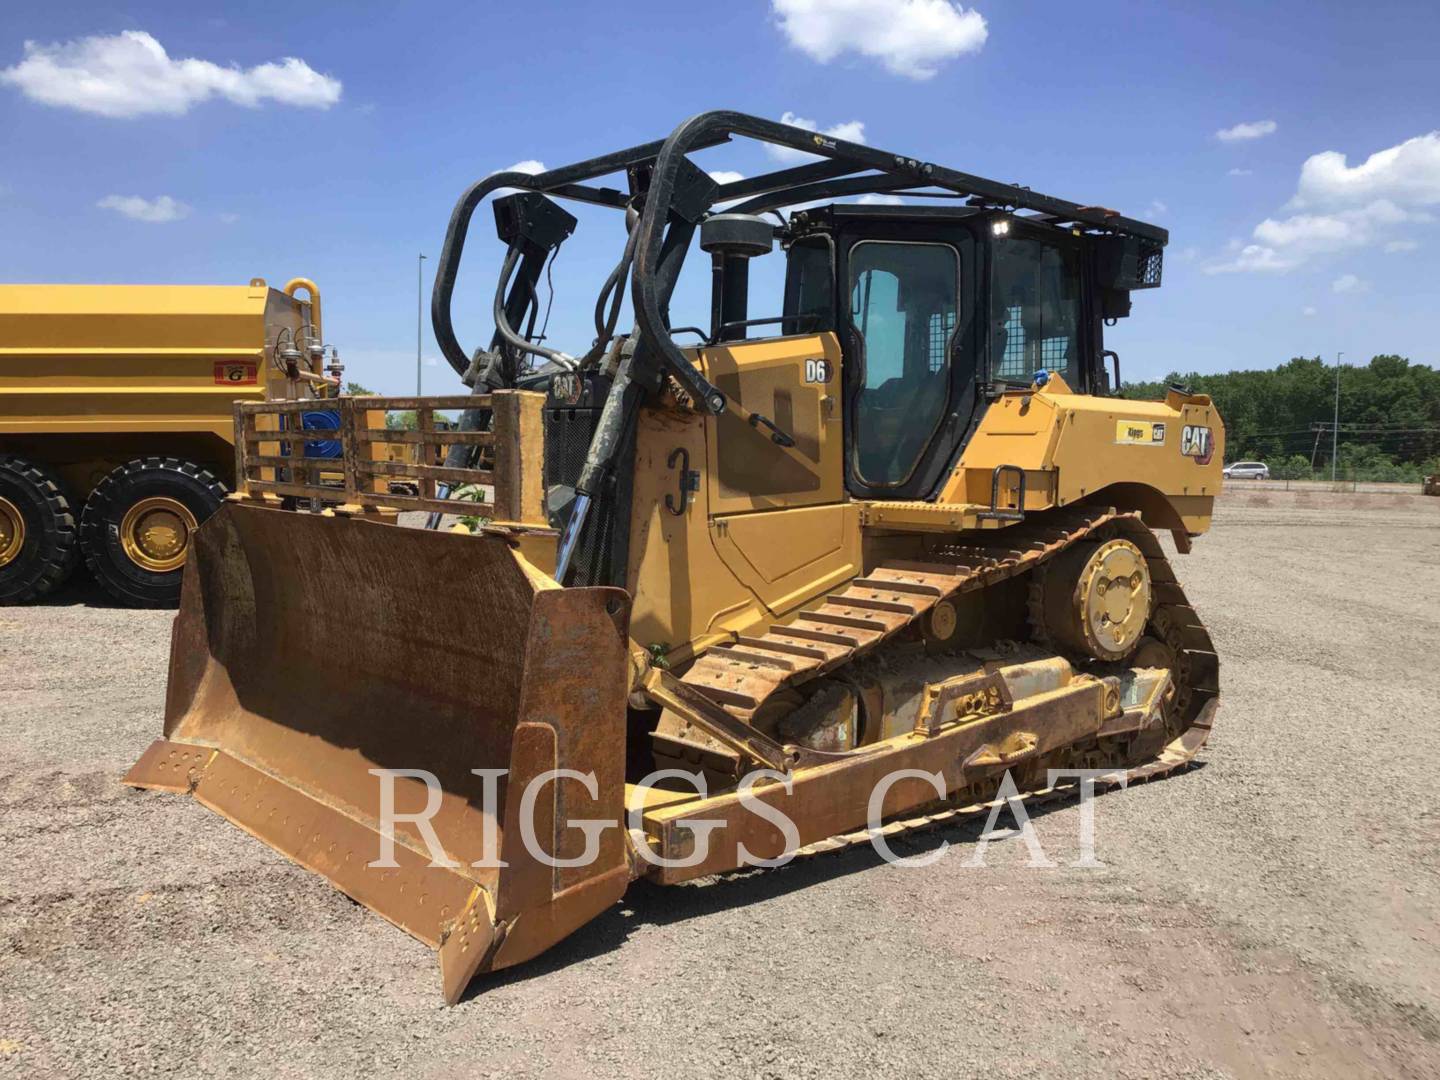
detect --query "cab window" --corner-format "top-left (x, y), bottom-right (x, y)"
top-left (849, 241), bottom-right (959, 486)
top-left (991, 235), bottom-right (1083, 387)
top-left (783, 236), bottom-right (835, 333)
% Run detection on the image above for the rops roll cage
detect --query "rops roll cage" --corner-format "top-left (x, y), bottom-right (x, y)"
top-left (430, 109), bottom-right (1169, 419)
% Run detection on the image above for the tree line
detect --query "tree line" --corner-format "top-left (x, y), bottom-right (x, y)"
top-left (1122, 355), bottom-right (1440, 481)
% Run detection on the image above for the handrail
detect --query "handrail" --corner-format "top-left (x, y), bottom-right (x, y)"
top-left (232, 392), bottom-right (547, 525)
top-left (977, 464), bottom-right (1027, 522)
top-left (283, 278), bottom-right (322, 341)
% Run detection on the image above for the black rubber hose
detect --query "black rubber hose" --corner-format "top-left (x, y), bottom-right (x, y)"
top-left (492, 245), bottom-right (577, 372)
top-left (588, 227), bottom-right (639, 357)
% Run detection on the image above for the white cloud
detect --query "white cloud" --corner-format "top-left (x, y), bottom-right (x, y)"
top-left (1146, 199), bottom-right (1167, 217)
top-left (1208, 132), bottom-right (1440, 273)
top-left (488, 159), bottom-right (546, 196)
top-left (1205, 243), bottom-right (1292, 274)
top-left (1292, 132), bottom-right (1440, 208)
top-left (1254, 198), bottom-right (1415, 250)
top-left (1303, 306), bottom-right (1317, 316)
top-left (1207, 200), bottom-right (1425, 273)
top-left (774, 190), bottom-right (905, 215)
top-left (769, 111), bottom-right (867, 164)
top-left (1227, 167), bottom-right (1253, 177)
top-left (1215, 119), bottom-right (1277, 143)
top-left (0, 31), bottom-right (341, 118)
top-left (708, 171), bottom-right (749, 210)
top-left (772, 0), bottom-right (987, 80)
top-left (96, 194), bottom-right (190, 223)
top-left (218, 212), bottom-right (239, 224)
top-left (1331, 273), bottom-right (1365, 294)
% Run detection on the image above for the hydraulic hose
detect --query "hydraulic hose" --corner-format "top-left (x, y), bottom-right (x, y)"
top-left (492, 244), bottom-right (578, 372)
top-left (555, 340), bottom-right (645, 583)
top-left (583, 215), bottom-right (640, 366)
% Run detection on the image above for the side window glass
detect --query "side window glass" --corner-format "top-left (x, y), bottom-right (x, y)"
top-left (849, 242), bottom-right (959, 486)
top-left (783, 238), bottom-right (835, 334)
top-left (992, 236), bottom-right (1082, 386)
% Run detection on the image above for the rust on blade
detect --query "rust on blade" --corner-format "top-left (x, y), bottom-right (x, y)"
top-left (196, 750), bottom-right (484, 947)
top-left (125, 502), bottom-right (633, 1004)
top-left (124, 738), bottom-right (215, 794)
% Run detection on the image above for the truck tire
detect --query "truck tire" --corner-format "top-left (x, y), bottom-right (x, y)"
top-left (0, 455), bottom-right (79, 604)
top-left (80, 458), bottom-right (227, 608)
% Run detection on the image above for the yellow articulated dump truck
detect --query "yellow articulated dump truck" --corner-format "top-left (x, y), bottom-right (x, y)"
top-left (0, 278), bottom-right (337, 606)
top-left (127, 112), bottom-right (1225, 1004)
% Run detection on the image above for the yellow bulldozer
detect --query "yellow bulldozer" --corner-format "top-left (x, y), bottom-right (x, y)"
top-left (126, 112), bottom-right (1224, 1004)
top-left (0, 277), bottom-right (338, 606)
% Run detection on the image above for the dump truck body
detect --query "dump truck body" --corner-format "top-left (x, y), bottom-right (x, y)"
top-left (127, 112), bottom-right (1223, 1003)
top-left (0, 278), bottom-right (334, 605)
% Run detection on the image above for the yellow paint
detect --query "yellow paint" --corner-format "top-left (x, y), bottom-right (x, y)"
top-left (711, 502), bottom-right (861, 612)
top-left (855, 500), bottom-right (995, 532)
top-left (0, 278), bottom-right (332, 587)
top-left (626, 399), bottom-right (766, 656)
top-left (624, 335), bottom-right (1222, 665)
top-left (0, 496), bottom-right (22, 568)
top-left (0, 279), bottom-right (327, 493)
top-left (699, 333), bottom-right (844, 513)
top-left (282, 278), bottom-right (322, 339)
top-left (626, 335), bottom-right (860, 660)
top-left (119, 496), bottom-right (198, 572)
top-left (941, 384), bottom-right (1223, 535)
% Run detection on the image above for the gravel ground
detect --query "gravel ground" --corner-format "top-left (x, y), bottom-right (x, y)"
top-left (2, 490), bottom-right (1438, 1079)
top-left (1222, 478), bottom-right (1428, 496)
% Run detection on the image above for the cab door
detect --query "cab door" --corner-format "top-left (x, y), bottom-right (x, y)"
top-left (701, 332), bottom-right (844, 514)
top-left (699, 333), bottom-right (859, 616)
top-left (840, 225), bottom-right (978, 501)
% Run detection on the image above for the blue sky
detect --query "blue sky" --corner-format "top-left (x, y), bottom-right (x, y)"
top-left (1, 1), bottom-right (1437, 394)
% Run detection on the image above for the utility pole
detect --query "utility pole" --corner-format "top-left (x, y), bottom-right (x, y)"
top-left (416, 253), bottom-right (428, 396)
top-left (1331, 351), bottom-right (1343, 482)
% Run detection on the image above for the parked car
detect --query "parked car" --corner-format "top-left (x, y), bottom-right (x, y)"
top-left (1223, 461), bottom-right (1270, 480)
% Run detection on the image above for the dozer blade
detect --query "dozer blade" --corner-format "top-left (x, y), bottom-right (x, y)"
top-left (123, 503), bottom-right (632, 1004)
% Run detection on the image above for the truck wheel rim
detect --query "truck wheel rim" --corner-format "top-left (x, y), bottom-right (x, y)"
top-left (0, 496), bottom-right (23, 568)
top-left (120, 497), bottom-right (198, 573)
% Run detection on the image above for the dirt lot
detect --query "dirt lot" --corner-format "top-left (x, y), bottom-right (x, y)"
top-left (3, 491), bottom-right (1438, 1079)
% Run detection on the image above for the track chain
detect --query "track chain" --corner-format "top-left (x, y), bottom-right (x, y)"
top-left (682, 507), bottom-right (1220, 852)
